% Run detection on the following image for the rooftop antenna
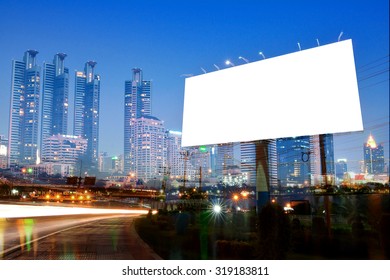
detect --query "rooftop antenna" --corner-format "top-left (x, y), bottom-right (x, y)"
top-left (238, 56), bottom-right (249, 63)
top-left (316, 38), bottom-right (320, 46)
top-left (338, 31), bottom-right (343, 42)
top-left (259, 51), bottom-right (265, 59)
top-left (201, 67), bottom-right (207, 74)
top-left (297, 42), bottom-right (302, 51)
top-left (213, 64), bottom-right (220, 70)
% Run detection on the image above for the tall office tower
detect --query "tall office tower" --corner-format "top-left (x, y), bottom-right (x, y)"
top-left (241, 140), bottom-right (277, 187)
top-left (241, 142), bottom-right (256, 186)
top-left (310, 134), bottom-right (335, 185)
top-left (124, 68), bottom-right (152, 174)
top-left (41, 53), bottom-right (69, 150)
top-left (335, 159), bottom-right (348, 180)
top-left (73, 71), bottom-right (86, 137)
top-left (277, 136), bottom-right (311, 187)
top-left (133, 116), bottom-right (166, 182)
top-left (73, 61), bottom-right (101, 170)
top-left (166, 130), bottom-right (184, 178)
top-left (364, 134), bottom-right (385, 174)
top-left (8, 50), bottom-right (41, 167)
top-left (215, 143), bottom-right (235, 177)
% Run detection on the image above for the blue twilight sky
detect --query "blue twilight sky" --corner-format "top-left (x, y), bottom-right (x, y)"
top-left (0, 0), bottom-right (388, 172)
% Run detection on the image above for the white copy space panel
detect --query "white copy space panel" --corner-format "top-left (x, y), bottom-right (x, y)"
top-left (181, 39), bottom-right (363, 147)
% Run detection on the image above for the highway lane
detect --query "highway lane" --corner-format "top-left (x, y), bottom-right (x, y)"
top-left (1, 214), bottom-right (161, 260)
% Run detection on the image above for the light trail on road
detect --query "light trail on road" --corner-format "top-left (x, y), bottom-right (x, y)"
top-left (0, 204), bottom-right (154, 218)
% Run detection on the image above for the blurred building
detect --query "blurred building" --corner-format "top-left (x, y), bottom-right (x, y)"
top-left (277, 136), bottom-right (311, 187)
top-left (310, 134), bottom-right (335, 185)
top-left (215, 143), bottom-right (234, 178)
top-left (335, 158), bottom-right (348, 181)
top-left (0, 135), bottom-right (8, 169)
top-left (166, 130), bottom-right (184, 178)
top-left (364, 134), bottom-right (385, 174)
top-left (98, 153), bottom-right (123, 174)
top-left (41, 134), bottom-right (87, 166)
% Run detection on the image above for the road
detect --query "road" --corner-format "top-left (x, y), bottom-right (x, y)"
top-left (0, 214), bottom-right (161, 260)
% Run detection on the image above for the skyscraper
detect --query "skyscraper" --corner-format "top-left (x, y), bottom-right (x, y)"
top-left (215, 143), bottom-right (235, 177)
top-left (41, 53), bottom-right (69, 150)
top-left (241, 142), bottom-right (256, 186)
top-left (166, 130), bottom-right (184, 178)
top-left (74, 61), bottom-right (100, 171)
top-left (8, 50), bottom-right (41, 167)
top-left (124, 68), bottom-right (151, 174)
top-left (364, 134), bottom-right (385, 174)
top-left (133, 116), bottom-right (166, 182)
top-left (310, 134), bottom-right (335, 185)
top-left (335, 159), bottom-right (348, 180)
top-left (277, 136), bottom-right (311, 187)
top-left (0, 135), bottom-right (8, 169)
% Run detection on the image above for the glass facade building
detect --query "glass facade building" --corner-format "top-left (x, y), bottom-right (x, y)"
top-left (8, 50), bottom-right (41, 167)
top-left (73, 61), bottom-right (100, 171)
top-left (364, 134), bottom-right (385, 174)
top-left (124, 68), bottom-right (152, 174)
top-left (41, 53), bottom-right (69, 152)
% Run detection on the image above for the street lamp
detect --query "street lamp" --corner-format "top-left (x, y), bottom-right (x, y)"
top-left (259, 51), bottom-right (265, 59)
top-left (225, 60), bottom-right (235, 67)
top-left (213, 204), bottom-right (222, 214)
top-left (213, 64), bottom-right (220, 70)
top-left (238, 56), bottom-right (249, 63)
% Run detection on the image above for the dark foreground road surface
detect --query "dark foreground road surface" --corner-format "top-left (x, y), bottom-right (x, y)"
top-left (1, 215), bottom-right (161, 260)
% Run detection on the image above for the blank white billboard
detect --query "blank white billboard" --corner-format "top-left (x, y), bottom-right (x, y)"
top-left (181, 39), bottom-right (363, 147)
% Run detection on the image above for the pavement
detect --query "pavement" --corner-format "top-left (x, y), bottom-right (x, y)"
top-left (3, 215), bottom-right (162, 260)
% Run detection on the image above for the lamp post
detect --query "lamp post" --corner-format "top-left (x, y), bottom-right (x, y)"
top-left (238, 56), bottom-right (249, 63)
top-left (259, 52), bottom-right (265, 59)
top-left (225, 60), bottom-right (235, 67)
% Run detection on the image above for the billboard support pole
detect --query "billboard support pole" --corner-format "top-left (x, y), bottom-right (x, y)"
top-left (320, 134), bottom-right (332, 238)
top-left (255, 140), bottom-right (270, 213)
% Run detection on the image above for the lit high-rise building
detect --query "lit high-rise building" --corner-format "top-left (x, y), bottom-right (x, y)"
top-left (0, 135), bottom-right (8, 169)
top-left (73, 61), bottom-right (101, 171)
top-left (133, 116), bottom-right (166, 182)
top-left (166, 130), bottom-right (184, 178)
top-left (241, 142), bottom-right (256, 186)
top-left (364, 134), bottom-right (385, 174)
top-left (277, 136), bottom-right (311, 187)
top-left (42, 134), bottom-right (87, 166)
top-left (310, 134), bottom-right (335, 185)
top-left (41, 53), bottom-right (69, 150)
top-left (240, 140), bottom-right (277, 188)
top-left (215, 143), bottom-right (235, 177)
top-left (124, 68), bottom-right (152, 174)
top-left (335, 159), bottom-right (348, 180)
top-left (8, 50), bottom-right (41, 167)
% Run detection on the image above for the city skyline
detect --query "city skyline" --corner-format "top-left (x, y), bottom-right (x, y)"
top-left (0, 0), bottom-right (388, 173)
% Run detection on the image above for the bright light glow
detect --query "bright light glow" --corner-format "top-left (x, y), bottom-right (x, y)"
top-left (213, 204), bottom-right (222, 214)
top-left (182, 40), bottom-right (363, 147)
top-left (0, 204), bottom-right (151, 218)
